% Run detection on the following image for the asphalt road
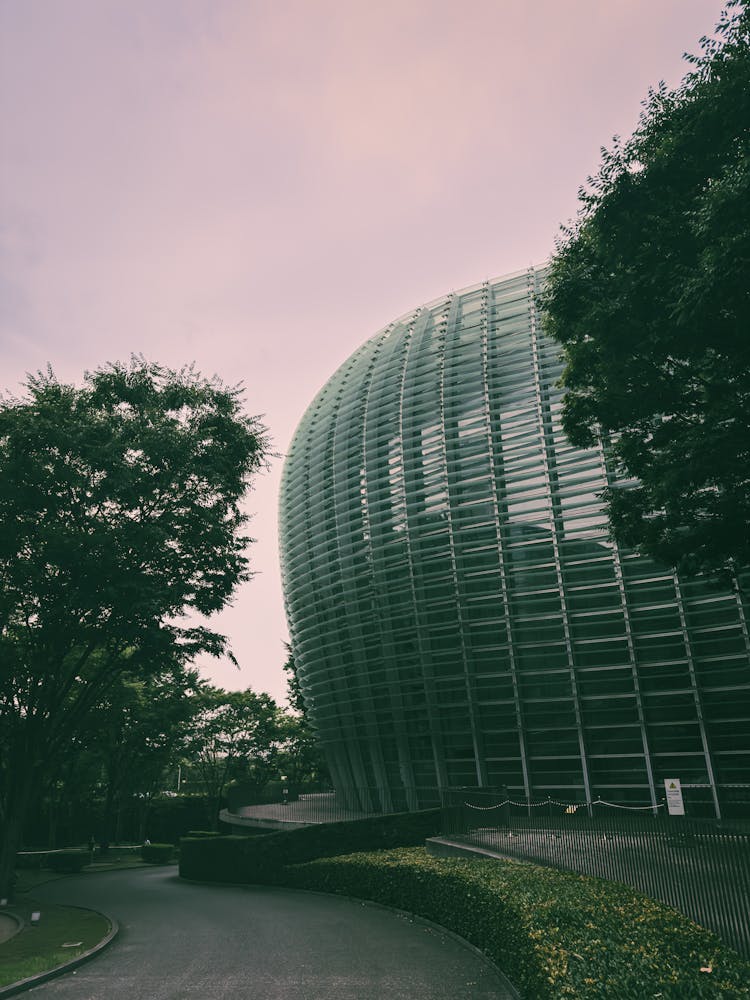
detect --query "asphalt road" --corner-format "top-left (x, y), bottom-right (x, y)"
top-left (30, 867), bottom-right (517, 999)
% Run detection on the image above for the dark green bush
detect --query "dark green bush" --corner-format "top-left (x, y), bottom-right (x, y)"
top-left (140, 842), bottom-right (174, 863)
top-left (179, 808), bottom-right (440, 883)
top-left (46, 850), bottom-right (89, 873)
top-left (15, 852), bottom-right (48, 870)
top-left (281, 848), bottom-right (750, 1000)
top-left (147, 794), bottom-right (221, 844)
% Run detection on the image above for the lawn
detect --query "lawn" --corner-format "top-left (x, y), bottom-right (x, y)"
top-left (0, 899), bottom-right (111, 988)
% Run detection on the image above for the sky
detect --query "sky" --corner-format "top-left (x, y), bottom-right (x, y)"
top-left (0, 0), bottom-right (726, 705)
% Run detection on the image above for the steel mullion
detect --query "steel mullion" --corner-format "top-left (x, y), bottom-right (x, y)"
top-left (481, 279), bottom-right (532, 801)
top-left (529, 267), bottom-right (593, 807)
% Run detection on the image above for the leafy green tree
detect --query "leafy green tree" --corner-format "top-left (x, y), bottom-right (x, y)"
top-left (89, 663), bottom-right (204, 844)
top-left (280, 644), bottom-right (330, 786)
top-left (185, 686), bottom-right (283, 827)
top-left (282, 642), bottom-right (306, 715)
top-left (0, 359), bottom-right (268, 895)
top-left (541, 0), bottom-right (750, 578)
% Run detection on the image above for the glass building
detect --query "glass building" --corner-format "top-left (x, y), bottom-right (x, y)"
top-left (279, 266), bottom-right (750, 818)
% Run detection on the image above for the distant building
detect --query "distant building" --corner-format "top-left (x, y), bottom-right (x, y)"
top-left (279, 267), bottom-right (750, 818)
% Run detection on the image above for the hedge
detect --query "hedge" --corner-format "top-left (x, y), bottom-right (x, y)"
top-left (46, 850), bottom-right (89, 873)
top-left (141, 843), bottom-right (174, 863)
top-left (279, 848), bottom-right (750, 1000)
top-left (179, 808), bottom-right (441, 882)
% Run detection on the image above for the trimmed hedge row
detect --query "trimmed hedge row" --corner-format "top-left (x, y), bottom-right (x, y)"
top-left (47, 850), bottom-right (89, 873)
top-left (141, 843), bottom-right (174, 863)
top-left (279, 848), bottom-right (750, 1000)
top-left (179, 808), bottom-right (441, 882)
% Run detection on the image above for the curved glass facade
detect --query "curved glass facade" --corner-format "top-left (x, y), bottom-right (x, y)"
top-left (279, 266), bottom-right (750, 818)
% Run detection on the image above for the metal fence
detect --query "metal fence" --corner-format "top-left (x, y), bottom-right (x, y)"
top-left (440, 788), bottom-right (750, 959)
top-left (225, 786), bottom-right (445, 827)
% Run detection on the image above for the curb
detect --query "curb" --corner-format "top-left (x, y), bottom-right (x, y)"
top-left (0, 912), bottom-right (23, 945)
top-left (298, 887), bottom-right (523, 1000)
top-left (0, 907), bottom-right (119, 998)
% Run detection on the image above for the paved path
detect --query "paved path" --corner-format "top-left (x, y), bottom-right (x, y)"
top-left (30, 867), bottom-right (517, 999)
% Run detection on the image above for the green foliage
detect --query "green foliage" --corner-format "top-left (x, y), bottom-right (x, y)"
top-left (144, 794), bottom-right (222, 844)
top-left (278, 644), bottom-right (330, 786)
top-left (282, 643), bottom-right (305, 716)
top-left (185, 830), bottom-right (222, 839)
top-left (185, 686), bottom-right (286, 827)
top-left (15, 852), bottom-right (48, 870)
top-left (86, 663), bottom-right (205, 844)
top-left (45, 850), bottom-right (89, 873)
top-left (178, 808), bottom-right (441, 882)
top-left (140, 842), bottom-right (174, 863)
top-left (0, 358), bottom-right (269, 896)
top-left (281, 848), bottom-right (750, 1000)
top-left (541, 1), bottom-right (750, 578)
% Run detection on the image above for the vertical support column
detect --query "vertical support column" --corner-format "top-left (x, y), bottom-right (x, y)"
top-left (439, 293), bottom-right (489, 788)
top-left (672, 573), bottom-right (722, 819)
top-left (397, 307), bottom-right (451, 796)
top-left (293, 358), bottom-right (371, 809)
top-left (331, 330), bottom-right (396, 813)
top-left (480, 280), bottom-right (532, 802)
top-left (529, 268), bottom-right (593, 807)
top-left (361, 320), bottom-right (420, 809)
top-left (732, 573), bottom-right (750, 659)
top-left (599, 439), bottom-right (659, 809)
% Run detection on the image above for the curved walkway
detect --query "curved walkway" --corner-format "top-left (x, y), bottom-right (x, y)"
top-left (30, 867), bottom-right (516, 999)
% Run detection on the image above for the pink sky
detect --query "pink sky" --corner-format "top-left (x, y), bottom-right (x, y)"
top-left (0, 0), bottom-right (725, 705)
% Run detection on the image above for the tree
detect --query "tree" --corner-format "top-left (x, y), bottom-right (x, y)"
top-left (0, 359), bottom-right (269, 895)
top-left (185, 686), bottom-right (283, 827)
top-left (282, 642), bottom-right (306, 715)
top-left (541, 0), bottom-right (750, 578)
top-left (280, 644), bottom-right (330, 786)
top-left (88, 663), bottom-right (203, 844)
top-left (29, 660), bottom-right (201, 849)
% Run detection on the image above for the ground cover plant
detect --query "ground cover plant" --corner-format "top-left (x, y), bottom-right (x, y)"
top-left (0, 901), bottom-right (110, 988)
top-left (277, 848), bottom-right (749, 999)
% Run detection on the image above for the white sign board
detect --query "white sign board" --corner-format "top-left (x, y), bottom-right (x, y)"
top-left (664, 778), bottom-right (685, 816)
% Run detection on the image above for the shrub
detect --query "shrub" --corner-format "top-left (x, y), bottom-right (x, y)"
top-left (179, 808), bottom-right (441, 883)
top-left (147, 794), bottom-right (220, 843)
top-left (279, 848), bottom-right (750, 1000)
top-left (15, 852), bottom-right (48, 870)
top-left (140, 843), bottom-right (174, 864)
top-left (46, 850), bottom-right (89, 873)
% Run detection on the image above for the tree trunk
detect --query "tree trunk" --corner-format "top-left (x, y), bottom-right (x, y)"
top-left (101, 782), bottom-right (117, 853)
top-left (47, 797), bottom-right (58, 850)
top-left (0, 765), bottom-right (35, 900)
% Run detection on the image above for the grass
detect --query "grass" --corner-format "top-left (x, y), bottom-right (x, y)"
top-left (0, 900), bottom-right (111, 988)
top-left (276, 847), bottom-right (750, 1000)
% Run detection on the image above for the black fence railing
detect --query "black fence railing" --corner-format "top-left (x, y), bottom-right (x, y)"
top-left (440, 788), bottom-right (750, 959)
top-left (226, 786), bottom-right (445, 824)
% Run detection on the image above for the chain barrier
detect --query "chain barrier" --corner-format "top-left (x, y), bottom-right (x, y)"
top-left (594, 799), bottom-right (665, 811)
top-left (462, 795), bottom-right (664, 812)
